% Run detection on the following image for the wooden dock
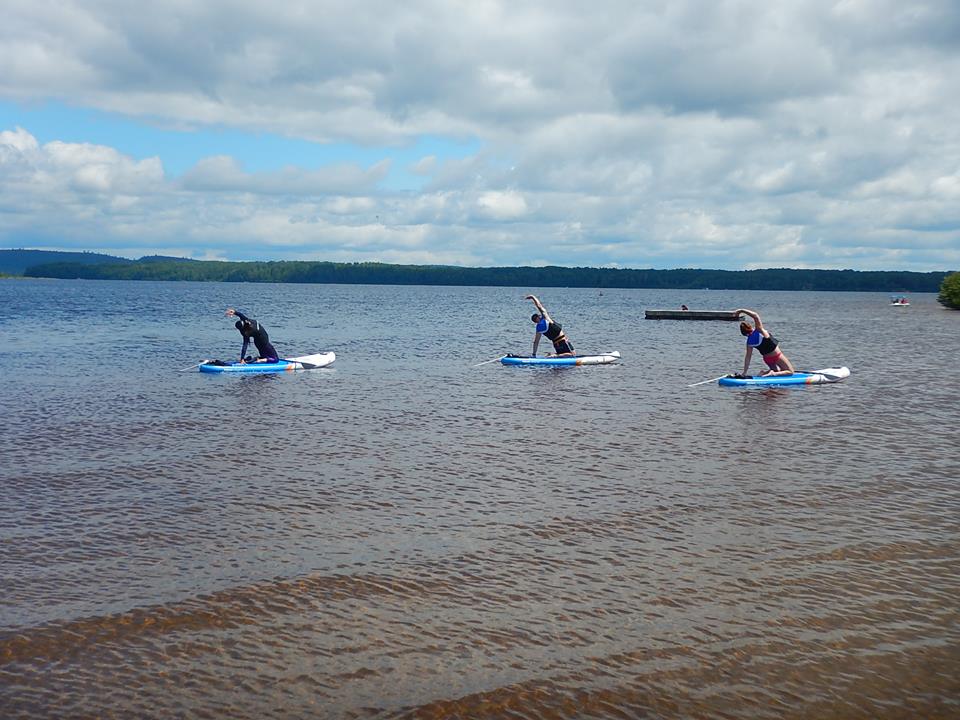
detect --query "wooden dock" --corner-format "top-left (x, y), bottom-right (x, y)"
top-left (645, 309), bottom-right (740, 321)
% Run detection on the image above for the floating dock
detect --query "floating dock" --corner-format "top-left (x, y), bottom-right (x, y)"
top-left (645, 309), bottom-right (740, 321)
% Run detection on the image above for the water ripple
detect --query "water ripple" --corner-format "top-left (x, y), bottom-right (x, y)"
top-left (1, 282), bottom-right (958, 718)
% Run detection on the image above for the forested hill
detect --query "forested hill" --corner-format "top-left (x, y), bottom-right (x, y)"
top-left (17, 255), bottom-right (951, 292)
top-left (0, 249), bottom-right (131, 275)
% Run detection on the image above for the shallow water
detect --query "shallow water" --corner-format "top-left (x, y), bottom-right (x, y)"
top-left (1, 280), bottom-right (958, 718)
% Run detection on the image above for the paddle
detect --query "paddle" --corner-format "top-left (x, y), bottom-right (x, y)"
top-left (178, 362), bottom-right (204, 372)
top-left (687, 375), bottom-right (728, 387)
top-left (473, 355), bottom-right (506, 367)
top-left (799, 368), bottom-right (847, 382)
top-left (278, 355), bottom-right (320, 370)
top-left (287, 353), bottom-right (338, 370)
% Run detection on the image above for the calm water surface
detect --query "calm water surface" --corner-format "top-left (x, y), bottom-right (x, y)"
top-left (1, 280), bottom-right (958, 719)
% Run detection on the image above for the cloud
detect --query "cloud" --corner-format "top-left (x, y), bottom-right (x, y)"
top-left (0, 126), bottom-right (165, 215)
top-left (410, 155), bottom-right (436, 175)
top-left (0, 1), bottom-right (959, 269)
top-left (179, 156), bottom-right (390, 195)
top-left (0, 126), bottom-right (38, 153)
top-left (476, 191), bottom-right (528, 221)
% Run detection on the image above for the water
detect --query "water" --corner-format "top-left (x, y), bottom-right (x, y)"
top-left (1, 279), bottom-right (958, 719)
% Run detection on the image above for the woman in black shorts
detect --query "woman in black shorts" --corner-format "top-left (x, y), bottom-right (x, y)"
top-left (526, 295), bottom-right (576, 357)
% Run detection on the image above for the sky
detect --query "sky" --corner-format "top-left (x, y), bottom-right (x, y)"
top-left (1, 0), bottom-right (959, 271)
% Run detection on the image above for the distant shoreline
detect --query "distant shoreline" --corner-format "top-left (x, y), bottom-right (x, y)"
top-left (1, 249), bottom-right (952, 292)
top-left (20, 261), bottom-right (952, 292)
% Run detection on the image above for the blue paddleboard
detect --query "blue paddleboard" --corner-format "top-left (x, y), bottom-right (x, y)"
top-left (199, 352), bottom-right (335, 373)
top-left (718, 367), bottom-right (849, 387)
top-left (501, 351), bottom-right (620, 366)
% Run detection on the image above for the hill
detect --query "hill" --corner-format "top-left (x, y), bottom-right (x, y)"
top-left (0, 249), bottom-right (132, 275)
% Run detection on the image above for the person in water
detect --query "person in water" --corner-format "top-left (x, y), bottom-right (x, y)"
top-left (225, 308), bottom-right (279, 363)
top-left (734, 308), bottom-right (794, 376)
top-left (526, 295), bottom-right (575, 357)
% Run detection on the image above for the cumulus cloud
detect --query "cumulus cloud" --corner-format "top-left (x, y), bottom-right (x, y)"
top-left (1, 127), bottom-right (164, 191)
top-left (0, 0), bottom-right (959, 269)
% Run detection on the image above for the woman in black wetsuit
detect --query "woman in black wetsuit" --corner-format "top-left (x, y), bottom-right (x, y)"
top-left (735, 308), bottom-right (794, 377)
top-left (225, 308), bottom-right (279, 363)
top-left (526, 295), bottom-right (576, 357)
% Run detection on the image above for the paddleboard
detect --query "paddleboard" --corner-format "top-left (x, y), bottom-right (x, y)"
top-left (199, 352), bottom-right (335, 373)
top-left (501, 351), bottom-right (621, 366)
top-left (718, 366), bottom-right (849, 387)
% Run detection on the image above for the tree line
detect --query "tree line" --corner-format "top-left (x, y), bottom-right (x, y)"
top-left (19, 257), bottom-right (953, 292)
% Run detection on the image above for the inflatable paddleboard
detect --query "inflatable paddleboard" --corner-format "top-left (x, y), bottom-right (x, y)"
top-left (199, 352), bottom-right (335, 373)
top-left (501, 351), bottom-right (620, 366)
top-left (718, 367), bottom-right (849, 387)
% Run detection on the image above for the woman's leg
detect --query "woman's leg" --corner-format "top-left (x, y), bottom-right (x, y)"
top-left (552, 339), bottom-right (576, 357)
top-left (761, 352), bottom-right (792, 375)
top-left (776, 352), bottom-right (794, 373)
top-left (765, 361), bottom-right (794, 376)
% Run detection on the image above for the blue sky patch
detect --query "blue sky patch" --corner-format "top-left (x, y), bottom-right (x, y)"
top-left (0, 100), bottom-right (480, 191)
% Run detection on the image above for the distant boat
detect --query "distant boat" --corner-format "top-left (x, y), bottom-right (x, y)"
top-left (890, 295), bottom-right (910, 306)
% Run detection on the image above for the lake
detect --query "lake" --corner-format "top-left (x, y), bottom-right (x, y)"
top-left (1, 279), bottom-right (958, 718)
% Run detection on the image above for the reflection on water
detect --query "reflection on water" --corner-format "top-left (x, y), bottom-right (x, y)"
top-left (1, 281), bottom-right (958, 718)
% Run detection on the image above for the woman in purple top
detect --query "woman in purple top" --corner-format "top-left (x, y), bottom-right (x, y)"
top-left (735, 308), bottom-right (794, 377)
